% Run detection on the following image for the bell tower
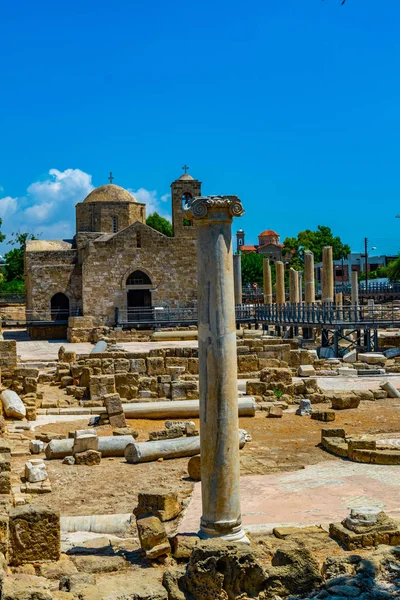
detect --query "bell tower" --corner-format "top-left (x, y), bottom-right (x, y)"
top-left (171, 166), bottom-right (201, 237)
top-left (236, 229), bottom-right (245, 253)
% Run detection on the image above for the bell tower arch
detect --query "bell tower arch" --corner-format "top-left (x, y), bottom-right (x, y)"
top-left (170, 167), bottom-right (201, 237)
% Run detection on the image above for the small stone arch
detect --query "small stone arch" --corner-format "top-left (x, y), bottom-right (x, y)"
top-left (121, 266), bottom-right (155, 291)
top-left (126, 270), bottom-right (152, 286)
top-left (51, 292), bottom-right (70, 321)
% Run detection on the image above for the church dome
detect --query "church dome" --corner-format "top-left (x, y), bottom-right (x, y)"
top-left (83, 184), bottom-right (137, 203)
top-left (178, 173), bottom-right (194, 181)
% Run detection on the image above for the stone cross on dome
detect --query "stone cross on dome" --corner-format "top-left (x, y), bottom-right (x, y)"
top-left (108, 172), bottom-right (114, 184)
top-left (182, 164), bottom-right (189, 174)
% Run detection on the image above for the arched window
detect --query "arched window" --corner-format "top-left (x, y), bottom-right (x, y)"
top-left (112, 216), bottom-right (118, 233)
top-left (51, 293), bottom-right (69, 321)
top-left (136, 231), bottom-right (142, 248)
top-left (182, 193), bottom-right (193, 227)
top-left (126, 270), bottom-right (151, 286)
top-left (182, 192), bottom-right (192, 207)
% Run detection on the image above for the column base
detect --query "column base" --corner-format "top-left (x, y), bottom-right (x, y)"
top-left (199, 521), bottom-right (250, 543)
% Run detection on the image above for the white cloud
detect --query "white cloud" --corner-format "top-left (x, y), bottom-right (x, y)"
top-left (0, 168), bottom-right (94, 247)
top-left (0, 170), bottom-right (171, 251)
top-left (130, 188), bottom-right (171, 221)
top-left (0, 196), bottom-right (18, 219)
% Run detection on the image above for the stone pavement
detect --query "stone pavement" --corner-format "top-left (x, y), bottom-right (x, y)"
top-left (178, 460), bottom-right (400, 534)
top-left (15, 339), bottom-right (197, 362)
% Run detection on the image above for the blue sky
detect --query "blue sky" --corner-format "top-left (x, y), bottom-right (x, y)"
top-left (0, 0), bottom-right (399, 256)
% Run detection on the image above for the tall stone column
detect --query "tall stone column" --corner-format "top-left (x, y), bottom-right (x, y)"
top-left (263, 258), bottom-right (272, 304)
top-left (351, 271), bottom-right (359, 305)
top-left (304, 251), bottom-right (315, 304)
top-left (298, 272), bottom-right (303, 302)
top-left (275, 261), bottom-right (285, 305)
top-left (233, 254), bottom-right (242, 305)
top-left (289, 268), bottom-right (299, 303)
top-left (184, 195), bottom-right (247, 542)
top-left (322, 246), bottom-right (334, 304)
top-left (335, 292), bottom-right (343, 320)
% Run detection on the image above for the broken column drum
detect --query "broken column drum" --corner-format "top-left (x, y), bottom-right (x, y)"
top-left (184, 195), bottom-right (247, 542)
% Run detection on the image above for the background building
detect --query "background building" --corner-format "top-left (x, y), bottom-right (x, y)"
top-left (236, 228), bottom-right (291, 263)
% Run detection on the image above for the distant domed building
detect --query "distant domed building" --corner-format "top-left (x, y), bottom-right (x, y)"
top-left (25, 170), bottom-right (203, 336)
top-left (236, 228), bottom-right (290, 263)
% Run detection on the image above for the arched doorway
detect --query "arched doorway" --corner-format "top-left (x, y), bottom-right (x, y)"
top-left (126, 270), bottom-right (152, 321)
top-left (51, 293), bottom-right (69, 321)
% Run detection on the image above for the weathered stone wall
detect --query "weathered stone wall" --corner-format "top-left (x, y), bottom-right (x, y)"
top-left (81, 221), bottom-right (198, 321)
top-left (0, 303), bottom-right (26, 321)
top-left (0, 340), bottom-right (17, 376)
top-left (25, 248), bottom-right (82, 319)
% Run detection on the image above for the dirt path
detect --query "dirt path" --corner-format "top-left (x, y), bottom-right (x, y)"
top-left (15, 398), bottom-right (399, 518)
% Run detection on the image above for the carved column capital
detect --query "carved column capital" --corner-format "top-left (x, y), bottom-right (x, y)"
top-left (183, 195), bottom-right (245, 221)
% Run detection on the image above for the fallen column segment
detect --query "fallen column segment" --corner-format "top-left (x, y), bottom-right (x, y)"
top-left (125, 429), bottom-right (248, 464)
top-left (45, 435), bottom-right (136, 460)
top-left (122, 398), bottom-right (256, 420)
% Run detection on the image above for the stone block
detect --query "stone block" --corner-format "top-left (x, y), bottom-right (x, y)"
top-left (25, 459), bottom-right (48, 483)
top-left (114, 358), bottom-right (131, 373)
top-left (331, 394), bottom-right (361, 410)
top-left (89, 375), bottom-right (115, 401)
top-left (260, 367), bottom-right (292, 384)
top-left (134, 490), bottom-right (182, 521)
top-left (80, 367), bottom-right (93, 388)
top-left (237, 354), bottom-right (259, 373)
top-left (311, 411), bottom-right (335, 422)
top-left (267, 406), bottom-right (283, 418)
top-left (246, 380), bottom-right (267, 396)
top-left (321, 428), bottom-right (346, 440)
top-left (298, 365), bottom-right (316, 377)
top-left (170, 533), bottom-right (199, 559)
top-left (343, 349), bottom-right (357, 363)
top-left (9, 504), bottom-right (60, 565)
top-left (75, 450), bottom-right (102, 466)
top-left (149, 427), bottom-right (183, 441)
top-left (165, 357), bottom-right (188, 371)
top-left (104, 393), bottom-right (123, 416)
top-left (358, 352), bottom-right (387, 365)
top-left (0, 472), bottom-right (11, 494)
top-left (23, 377), bottom-right (38, 394)
top-left (60, 376), bottom-right (74, 388)
top-left (130, 358), bottom-right (146, 373)
top-left (0, 453), bottom-right (11, 471)
top-left (109, 413), bottom-right (127, 428)
top-left (188, 455), bottom-right (201, 480)
top-left (63, 351), bottom-right (77, 363)
top-left (137, 514), bottom-right (170, 559)
top-left (188, 358), bottom-right (199, 374)
top-left (146, 357), bottom-right (165, 376)
top-left (73, 430), bottom-right (98, 454)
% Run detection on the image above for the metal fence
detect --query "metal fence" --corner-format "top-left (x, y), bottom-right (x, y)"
top-left (255, 303), bottom-right (400, 326)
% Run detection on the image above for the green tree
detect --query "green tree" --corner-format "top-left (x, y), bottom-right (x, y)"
top-left (146, 213), bottom-right (173, 237)
top-left (4, 232), bottom-right (37, 283)
top-left (241, 253), bottom-right (276, 287)
top-left (387, 256), bottom-right (400, 283)
top-left (283, 225), bottom-right (350, 265)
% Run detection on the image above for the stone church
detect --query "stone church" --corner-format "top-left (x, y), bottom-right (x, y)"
top-left (25, 172), bottom-right (202, 325)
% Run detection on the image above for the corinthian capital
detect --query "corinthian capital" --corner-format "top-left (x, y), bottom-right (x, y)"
top-left (183, 195), bottom-right (245, 220)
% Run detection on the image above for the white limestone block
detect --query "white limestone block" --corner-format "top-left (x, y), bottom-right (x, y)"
top-left (1, 390), bottom-right (26, 419)
top-left (25, 459), bottom-right (48, 483)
